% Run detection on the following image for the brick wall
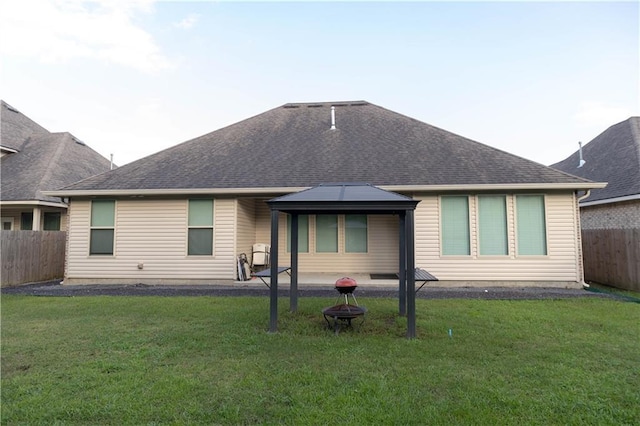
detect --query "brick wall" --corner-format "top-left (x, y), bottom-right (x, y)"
top-left (580, 200), bottom-right (640, 230)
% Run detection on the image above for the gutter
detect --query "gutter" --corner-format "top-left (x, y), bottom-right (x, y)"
top-left (580, 193), bottom-right (640, 207)
top-left (0, 200), bottom-right (68, 208)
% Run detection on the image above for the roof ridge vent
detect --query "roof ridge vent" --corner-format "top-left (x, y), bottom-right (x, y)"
top-left (330, 106), bottom-right (336, 130)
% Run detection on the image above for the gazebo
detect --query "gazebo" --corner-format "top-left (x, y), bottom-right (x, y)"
top-left (266, 183), bottom-right (421, 338)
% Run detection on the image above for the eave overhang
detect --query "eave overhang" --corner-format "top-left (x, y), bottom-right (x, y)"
top-left (42, 182), bottom-right (607, 198)
top-left (0, 200), bottom-right (68, 208)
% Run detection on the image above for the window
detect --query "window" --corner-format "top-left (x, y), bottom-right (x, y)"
top-left (345, 215), bottom-right (367, 253)
top-left (287, 214), bottom-right (309, 252)
top-left (188, 199), bottom-right (213, 255)
top-left (516, 195), bottom-right (547, 255)
top-left (441, 196), bottom-right (470, 255)
top-left (1, 218), bottom-right (13, 231)
top-left (316, 215), bottom-right (338, 253)
top-left (90, 200), bottom-right (115, 255)
top-left (43, 212), bottom-right (61, 231)
top-left (20, 212), bottom-right (33, 230)
top-left (478, 195), bottom-right (508, 255)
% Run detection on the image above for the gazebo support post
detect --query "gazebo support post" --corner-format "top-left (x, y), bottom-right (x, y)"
top-left (269, 209), bottom-right (279, 333)
top-left (290, 213), bottom-right (299, 312)
top-left (406, 209), bottom-right (416, 338)
top-left (398, 212), bottom-right (407, 316)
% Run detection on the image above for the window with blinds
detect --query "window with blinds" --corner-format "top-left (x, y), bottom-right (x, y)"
top-left (516, 195), bottom-right (547, 255)
top-left (345, 214), bottom-right (367, 253)
top-left (478, 195), bottom-right (508, 255)
top-left (316, 214), bottom-right (338, 253)
top-left (287, 214), bottom-right (309, 253)
top-left (441, 196), bottom-right (470, 255)
top-left (188, 199), bottom-right (214, 255)
top-left (90, 200), bottom-right (115, 255)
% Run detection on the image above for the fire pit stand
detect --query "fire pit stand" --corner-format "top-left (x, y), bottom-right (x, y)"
top-left (322, 277), bottom-right (366, 334)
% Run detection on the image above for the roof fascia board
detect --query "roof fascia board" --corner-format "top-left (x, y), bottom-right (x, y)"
top-left (42, 187), bottom-right (311, 197)
top-left (0, 200), bottom-right (68, 208)
top-left (580, 193), bottom-right (640, 207)
top-left (43, 182), bottom-right (607, 198)
top-left (267, 200), bottom-right (420, 213)
top-left (381, 183), bottom-right (607, 192)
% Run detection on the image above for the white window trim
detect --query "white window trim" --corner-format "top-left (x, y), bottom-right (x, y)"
top-left (186, 199), bottom-right (215, 257)
top-left (514, 194), bottom-right (549, 258)
top-left (89, 200), bottom-right (116, 256)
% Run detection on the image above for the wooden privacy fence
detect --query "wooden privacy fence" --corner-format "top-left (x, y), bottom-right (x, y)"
top-left (582, 228), bottom-right (640, 292)
top-left (1, 231), bottom-right (67, 287)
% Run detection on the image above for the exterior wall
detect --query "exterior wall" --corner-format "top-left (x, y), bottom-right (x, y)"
top-left (63, 192), bottom-right (583, 285)
top-left (255, 201), bottom-right (399, 273)
top-left (414, 192), bottom-right (581, 282)
top-left (0, 207), bottom-right (67, 231)
top-left (65, 198), bottom-right (236, 284)
top-left (580, 200), bottom-right (640, 229)
top-left (236, 198), bottom-right (257, 260)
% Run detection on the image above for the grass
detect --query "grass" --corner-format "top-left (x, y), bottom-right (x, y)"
top-left (2, 295), bottom-right (639, 425)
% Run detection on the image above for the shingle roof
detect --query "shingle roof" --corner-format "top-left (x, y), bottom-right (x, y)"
top-left (551, 117), bottom-right (640, 203)
top-left (60, 101), bottom-right (593, 192)
top-left (1, 101), bottom-right (112, 203)
top-left (1, 101), bottom-right (48, 151)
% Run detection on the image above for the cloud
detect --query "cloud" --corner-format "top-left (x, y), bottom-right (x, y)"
top-left (0, 0), bottom-right (172, 73)
top-left (173, 13), bottom-right (200, 30)
top-left (573, 101), bottom-right (634, 128)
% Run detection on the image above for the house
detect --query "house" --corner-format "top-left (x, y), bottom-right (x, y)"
top-left (551, 117), bottom-right (640, 229)
top-left (1, 101), bottom-right (112, 231)
top-left (551, 117), bottom-right (639, 290)
top-left (47, 101), bottom-right (604, 287)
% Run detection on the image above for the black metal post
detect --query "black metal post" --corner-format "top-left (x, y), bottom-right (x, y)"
top-left (406, 209), bottom-right (416, 339)
top-left (290, 213), bottom-right (298, 312)
top-left (398, 212), bottom-right (407, 316)
top-left (269, 209), bottom-right (279, 333)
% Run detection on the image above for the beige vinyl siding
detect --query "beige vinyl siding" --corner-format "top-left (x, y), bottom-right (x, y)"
top-left (415, 193), bottom-right (580, 281)
top-left (255, 201), bottom-right (398, 273)
top-left (236, 198), bottom-right (257, 260)
top-left (66, 198), bottom-right (236, 282)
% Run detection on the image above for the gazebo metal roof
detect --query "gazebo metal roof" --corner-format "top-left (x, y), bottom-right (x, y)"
top-left (266, 183), bottom-right (421, 338)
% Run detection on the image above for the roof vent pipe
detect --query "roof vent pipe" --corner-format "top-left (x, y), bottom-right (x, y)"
top-left (110, 153), bottom-right (114, 170)
top-left (330, 106), bottom-right (336, 130)
top-left (578, 142), bottom-right (585, 168)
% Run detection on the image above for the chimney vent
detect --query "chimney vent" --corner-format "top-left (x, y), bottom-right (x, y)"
top-left (578, 142), bottom-right (585, 168)
top-left (330, 106), bottom-right (336, 130)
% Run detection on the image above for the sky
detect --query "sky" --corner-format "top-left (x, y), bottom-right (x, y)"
top-left (1, 0), bottom-right (638, 167)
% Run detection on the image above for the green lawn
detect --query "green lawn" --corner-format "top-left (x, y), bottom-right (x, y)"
top-left (2, 295), bottom-right (639, 425)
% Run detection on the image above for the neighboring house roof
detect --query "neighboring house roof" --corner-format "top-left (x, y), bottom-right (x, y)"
top-left (551, 117), bottom-right (640, 205)
top-left (55, 101), bottom-right (597, 195)
top-left (1, 101), bottom-right (49, 152)
top-left (1, 101), bottom-right (112, 205)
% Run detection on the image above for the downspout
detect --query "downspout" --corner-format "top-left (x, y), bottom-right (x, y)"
top-left (575, 190), bottom-right (591, 288)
